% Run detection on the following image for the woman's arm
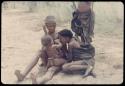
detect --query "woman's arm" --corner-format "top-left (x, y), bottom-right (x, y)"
top-left (69, 38), bottom-right (81, 48)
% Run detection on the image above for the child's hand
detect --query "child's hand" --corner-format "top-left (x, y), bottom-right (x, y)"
top-left (52, 44), bottom-right (59, 48)
top-left (52, 44), bottom-right (62, 48)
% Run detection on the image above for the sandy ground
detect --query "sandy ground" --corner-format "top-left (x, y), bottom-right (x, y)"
top-left (1, 11), bottom-right (123, 84)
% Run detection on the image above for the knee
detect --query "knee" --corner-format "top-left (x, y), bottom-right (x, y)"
top-left (62, 64), bottom-right (70, 72)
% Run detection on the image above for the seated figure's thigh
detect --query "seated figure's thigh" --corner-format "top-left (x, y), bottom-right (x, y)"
top-left (67, 60), bottom-right (83, 65)
top-left (37, 66), bottom-right (60, 84)
top-left (54, 58), bottom-right (67, 66)
top-left (62, 60), bottom-right (83, 71)
top-left (37, 66), bottom-right (47, 77)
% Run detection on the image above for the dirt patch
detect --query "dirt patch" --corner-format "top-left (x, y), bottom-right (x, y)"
top-left (1, 11), bottom-right (123, 84)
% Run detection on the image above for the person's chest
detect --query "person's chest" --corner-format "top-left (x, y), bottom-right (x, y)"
top-left (46, 48), bottom-right (59, 58)
top-left (48, 31), bottom-right (58, 40)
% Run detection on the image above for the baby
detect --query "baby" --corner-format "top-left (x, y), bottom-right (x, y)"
top-left (30, 35), bottom-right (66, 84)
top-left (41, 35), bottom-right (66, 68)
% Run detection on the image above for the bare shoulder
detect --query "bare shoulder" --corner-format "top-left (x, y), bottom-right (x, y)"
top-left (38, 47), bottom-right (46, 54)
top-left (69, 38), bottom-right (80, 48)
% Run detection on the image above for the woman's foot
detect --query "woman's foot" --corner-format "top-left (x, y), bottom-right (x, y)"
top-left (30, 73), bottom-right (37, 84)
top-left (14, 70), bottom-right (24, 81)
top-left (82, 66), bottom-right (93, 78)
top-left (90, 71), bottom-right (96, 78)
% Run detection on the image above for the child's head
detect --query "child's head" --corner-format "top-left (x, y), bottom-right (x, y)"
top-left (41, 35), bottom-right (54, 47)
top-left (58, 29), bottom-right (73, 45)
top-left (78, 2), bottom-right (91, 12)
top-left (44, 16), bottom-right (56, 33)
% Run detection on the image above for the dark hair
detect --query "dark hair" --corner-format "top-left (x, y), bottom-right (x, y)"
top-left (58, 29), bottom-right (73, 38)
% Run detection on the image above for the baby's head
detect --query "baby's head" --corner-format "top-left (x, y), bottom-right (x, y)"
top-left (41, 35), bottom-right (54, 47)
top-left (77, 2), bottom-right (91, 12)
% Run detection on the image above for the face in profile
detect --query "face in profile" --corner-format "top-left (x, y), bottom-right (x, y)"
top-left (59, 35), bottom-right (67, 45)
top-left (59, 35), bottom-right (71, 45)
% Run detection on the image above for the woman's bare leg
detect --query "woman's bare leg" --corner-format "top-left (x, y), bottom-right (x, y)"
top-left (62, 60), bottom-right (87, 71)
top-left (63, 63), bottom-right (88, 72)
top-left (62, 61), bottom-right (94, 78)
top-left (54, 58), bottom-right (67, 66)
top-left (69, 60), bottom-right (84, 65)
top-left (36, 66), bottom-right (60, 84)
top-left (63, 62), bottom-right (93, 78)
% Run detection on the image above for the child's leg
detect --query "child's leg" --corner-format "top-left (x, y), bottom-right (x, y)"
top-left (15, 54), bottom-right (40, 81)
top-left (36, 66), bottom-right (60, 84)
top-left (15, 70), bottom-right (25, 81)
top-left (37, 66), bottom-right (48, 77)
top-left (30, 73), bottom-right (37, 84)
top-left (30, 66), bottom-right (48, 84)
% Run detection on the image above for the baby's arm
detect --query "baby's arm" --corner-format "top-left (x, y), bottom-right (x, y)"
top-left (52, 39), bottom-right (62, 49)
top-left (40, 48), bottom-right (48, 66)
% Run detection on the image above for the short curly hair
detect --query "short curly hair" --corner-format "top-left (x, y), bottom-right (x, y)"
top-left (58, 29), bottom-right (73, 38)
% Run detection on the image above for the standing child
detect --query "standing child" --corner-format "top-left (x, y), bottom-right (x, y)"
top-left (71, 2), bottom-right (95, 45)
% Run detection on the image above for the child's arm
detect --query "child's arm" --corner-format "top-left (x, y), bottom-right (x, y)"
top-left (53, 39), bottom-right (62, 48)
top-left (52, 43), bottom-right (62, 49)
top-left (40, 48), bottom-right (48, 66)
